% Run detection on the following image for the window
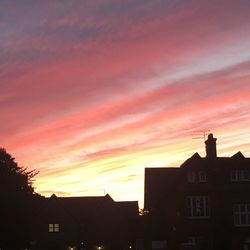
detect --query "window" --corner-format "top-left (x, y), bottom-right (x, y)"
top-left (151, 240), bottom-right (167, 249)
top-left (198, 171), bottom-right (207, 182)
top-left (231, 170), bottom-right (250, 182)
top-left (187, 172), bottom-right (196, 183)
top-left (233, 204), bottom-right (250, 226)
top-left (187, 196), bottom-right (210, 218)
top-left (181, 237), bottom-right (205, 249)
top-left (187, 237), bottom-right (204, 245)
top-left (48, 223), bottom-right (60, 232)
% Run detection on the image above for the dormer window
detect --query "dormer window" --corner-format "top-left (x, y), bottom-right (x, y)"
top-left (198, 171), bottom-right (207, 182)
top-left (187, 172), bottom-right (196, 183)
top-left (231, 170), bottom-right (250, 182)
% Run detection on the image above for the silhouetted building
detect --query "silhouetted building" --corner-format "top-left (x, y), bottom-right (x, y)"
top-left (29, 194), bottom-right (139, 250)
top-left (144, 134), bottom-right (250, 250)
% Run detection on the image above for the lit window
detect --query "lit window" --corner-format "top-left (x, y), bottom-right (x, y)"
top-left (231, 170), bottom-right (250, 182)
top-left (187, 196), bottom-right (210, 218)
top-left (48, 223), bottom-right (60, 233)
top-left (198, 171), bottom-right (207, 182)
top-left (187, 172), bottom-right (196, 183)
top-left (233, 204), bottom-right (250, 226)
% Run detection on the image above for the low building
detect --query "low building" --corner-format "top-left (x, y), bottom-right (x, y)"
top-left (29, 194), bottom-right (139, 250)
top-left (144, 134), bottom-right (250, 250)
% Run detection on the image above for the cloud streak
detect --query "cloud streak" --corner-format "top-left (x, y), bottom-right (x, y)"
top-left (1, 0), bottom-right (250, 207)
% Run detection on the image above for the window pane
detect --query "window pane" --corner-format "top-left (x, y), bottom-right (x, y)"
top-left (247, 205), bottom-right (250, 211)
top-left (247, 214), bottom-right (250, 225)
top-left (54, 224), bottom-right (59, 232)
top-left (233, 204), bottom-right (250, 226)
top-left (239, 170), bottom-right (243, 179)
top-left (187, 172), bottom-right (196, 183)
top-left (240, 205), bottom-right (246, 213)
top-left (241, 214), bottom-right (247, 225)
top-left (243, 170), bottom-right (249, 180)
top-left (187, 196), bottom-right (209, 218)
top-left (49, 224), bottom-right (54, 232)
top-left (246, 171), bottom-right (250, 180)
top-left (234, 214), bottom-right (240, 225)
top-left (231, 171), bottom-right (237, 181)
top-left (199, 172), bottom-right (207, 182)
top-left (48, 223), bottom-right (60, 232)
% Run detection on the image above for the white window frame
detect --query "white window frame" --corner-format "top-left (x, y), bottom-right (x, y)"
top-left (187, 196), bottom-right (210, 218)
top-left (231, 170), bottom-right (250, 182)
top-left (233, 204), bottom-right (250, 226)
top-left (48, 223), bottom-right (60, 233)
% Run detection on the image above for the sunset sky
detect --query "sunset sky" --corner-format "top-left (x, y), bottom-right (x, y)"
top-left (1, 0), bottom-right (250, 207)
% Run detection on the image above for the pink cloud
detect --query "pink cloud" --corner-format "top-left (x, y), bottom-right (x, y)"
top-left (1, 0), bottom-right (250, 204)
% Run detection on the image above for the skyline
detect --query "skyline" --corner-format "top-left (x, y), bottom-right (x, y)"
top-left (1, 0), bottom-right (250, 207)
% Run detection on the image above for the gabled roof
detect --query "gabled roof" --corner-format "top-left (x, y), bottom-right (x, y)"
top-left (231, 151), bottom-right (245, 159)
top-left (180, 152), bottom-right (202, 168)
top-left (53, 194), bottom-right (117, 219)
top-left (32, 194), bottom-right (119, 224)
top-left (179, 150), bottom-right (250, 170)
top-left (35, 194), bottom-right (139, 225)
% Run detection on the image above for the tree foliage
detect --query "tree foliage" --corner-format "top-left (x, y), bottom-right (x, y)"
top-left (0, 147), bottom-right (39, 249)
top-left (0, 147), bottom-right (38, 197)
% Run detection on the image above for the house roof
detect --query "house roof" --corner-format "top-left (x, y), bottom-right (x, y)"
top-left (115, 201), bottom-right (139, 219)
top-left (145, 150), bottom-right (250, 174)
top-left (177, 149), bottom-right (250, 168)
top-left (36, 194), bottom-right (139, 223)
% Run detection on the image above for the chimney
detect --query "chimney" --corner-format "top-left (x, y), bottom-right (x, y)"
top-left (205, 133), bottom-right (217, 159)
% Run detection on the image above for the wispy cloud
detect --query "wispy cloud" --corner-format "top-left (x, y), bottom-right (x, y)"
top-left (1, 0), bottom-right (250, 207)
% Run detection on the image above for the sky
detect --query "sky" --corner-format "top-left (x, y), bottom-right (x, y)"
top-left (1, 0), bottom-right (250, 207)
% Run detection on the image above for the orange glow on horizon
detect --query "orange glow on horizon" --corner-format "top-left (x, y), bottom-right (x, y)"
top-left (1, 0), bottom-right (250, 208)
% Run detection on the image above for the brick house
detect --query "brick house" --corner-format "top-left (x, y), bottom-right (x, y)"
top-left (144, 134), bottom-right (250, 250)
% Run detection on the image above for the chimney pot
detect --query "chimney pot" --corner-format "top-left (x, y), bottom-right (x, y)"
top-left (205, 133), bottom-right (217, 158)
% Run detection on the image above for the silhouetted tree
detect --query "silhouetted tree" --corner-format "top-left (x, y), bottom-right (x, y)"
top-left (0, 147), bottom-right (39, 249)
